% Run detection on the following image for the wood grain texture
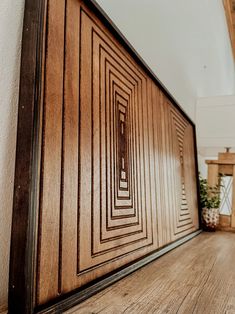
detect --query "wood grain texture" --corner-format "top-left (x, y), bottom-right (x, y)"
top-left (10, 0), bottom-right (199, 312)
top-left (37, 0), bottom-right (66, 303)
top-left (36, 0), bottom-right (199, 304)
top-left (207, 164), bottom-right (219, 187)
top-left (66, 231), bottom-right (235, 314)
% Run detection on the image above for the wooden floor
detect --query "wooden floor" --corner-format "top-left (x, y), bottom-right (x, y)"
top-left (66, 232), bottom-right (235, 314)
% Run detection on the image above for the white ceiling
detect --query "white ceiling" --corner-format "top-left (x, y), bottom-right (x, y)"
top-left (96, 0), bottom-right (235, 157)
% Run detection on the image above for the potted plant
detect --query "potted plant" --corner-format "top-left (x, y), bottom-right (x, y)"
top-left (199, 173), bottom-right (222, 231)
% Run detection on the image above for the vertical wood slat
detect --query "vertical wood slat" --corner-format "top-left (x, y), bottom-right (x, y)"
top-left (162, 98), bottom-right (173, 244)
top-left (61, 0), bottom-right (80, 293)
top-left (78, 10), bottom-right (93, 273)
top-left (184, 125), bottom-right (199, 228)
top-left (37, 0), bottom-right (66, 304)
top-left (147, 80), bottom-right (158, 247)
top-left (151, 85), bottom-right (164, 247)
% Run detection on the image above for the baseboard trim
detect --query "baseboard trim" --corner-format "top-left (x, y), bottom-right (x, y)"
top-left (36, 229), bottom-right (202, 314)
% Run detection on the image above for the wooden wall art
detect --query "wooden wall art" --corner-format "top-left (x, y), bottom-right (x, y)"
top-left (9, 0), bottom-right (201, 313)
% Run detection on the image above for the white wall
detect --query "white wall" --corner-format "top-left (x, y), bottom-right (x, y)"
top-left (198, 154), bottom-right (208, 178)
top-left (196, 95), bottom-right (235, 157)
top-left (96, 0), bottom-right (235, 121)
top-left (0, 0), bottom-right (24, 311)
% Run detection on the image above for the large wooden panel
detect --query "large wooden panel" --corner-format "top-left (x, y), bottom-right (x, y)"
top-left (9, 0), bottom-right (199, 313)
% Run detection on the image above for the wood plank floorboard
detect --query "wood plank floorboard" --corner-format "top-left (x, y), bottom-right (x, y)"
top-left (65, 231), bottom-right (235, 314)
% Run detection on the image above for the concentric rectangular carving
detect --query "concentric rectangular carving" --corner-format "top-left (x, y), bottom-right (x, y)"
top-left (79, 10), bottom-right (154, 271)
top-left (169, 106), bottom-right (195, 236)
top-left (149, 86), bottom-right (199, 247)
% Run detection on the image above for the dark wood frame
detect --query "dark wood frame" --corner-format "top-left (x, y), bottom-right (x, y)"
top-left (9, 0), bottom-right (201, 313)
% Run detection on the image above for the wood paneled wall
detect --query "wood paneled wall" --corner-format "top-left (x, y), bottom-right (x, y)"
top-left (9, 0), bottom-right (199, 313)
